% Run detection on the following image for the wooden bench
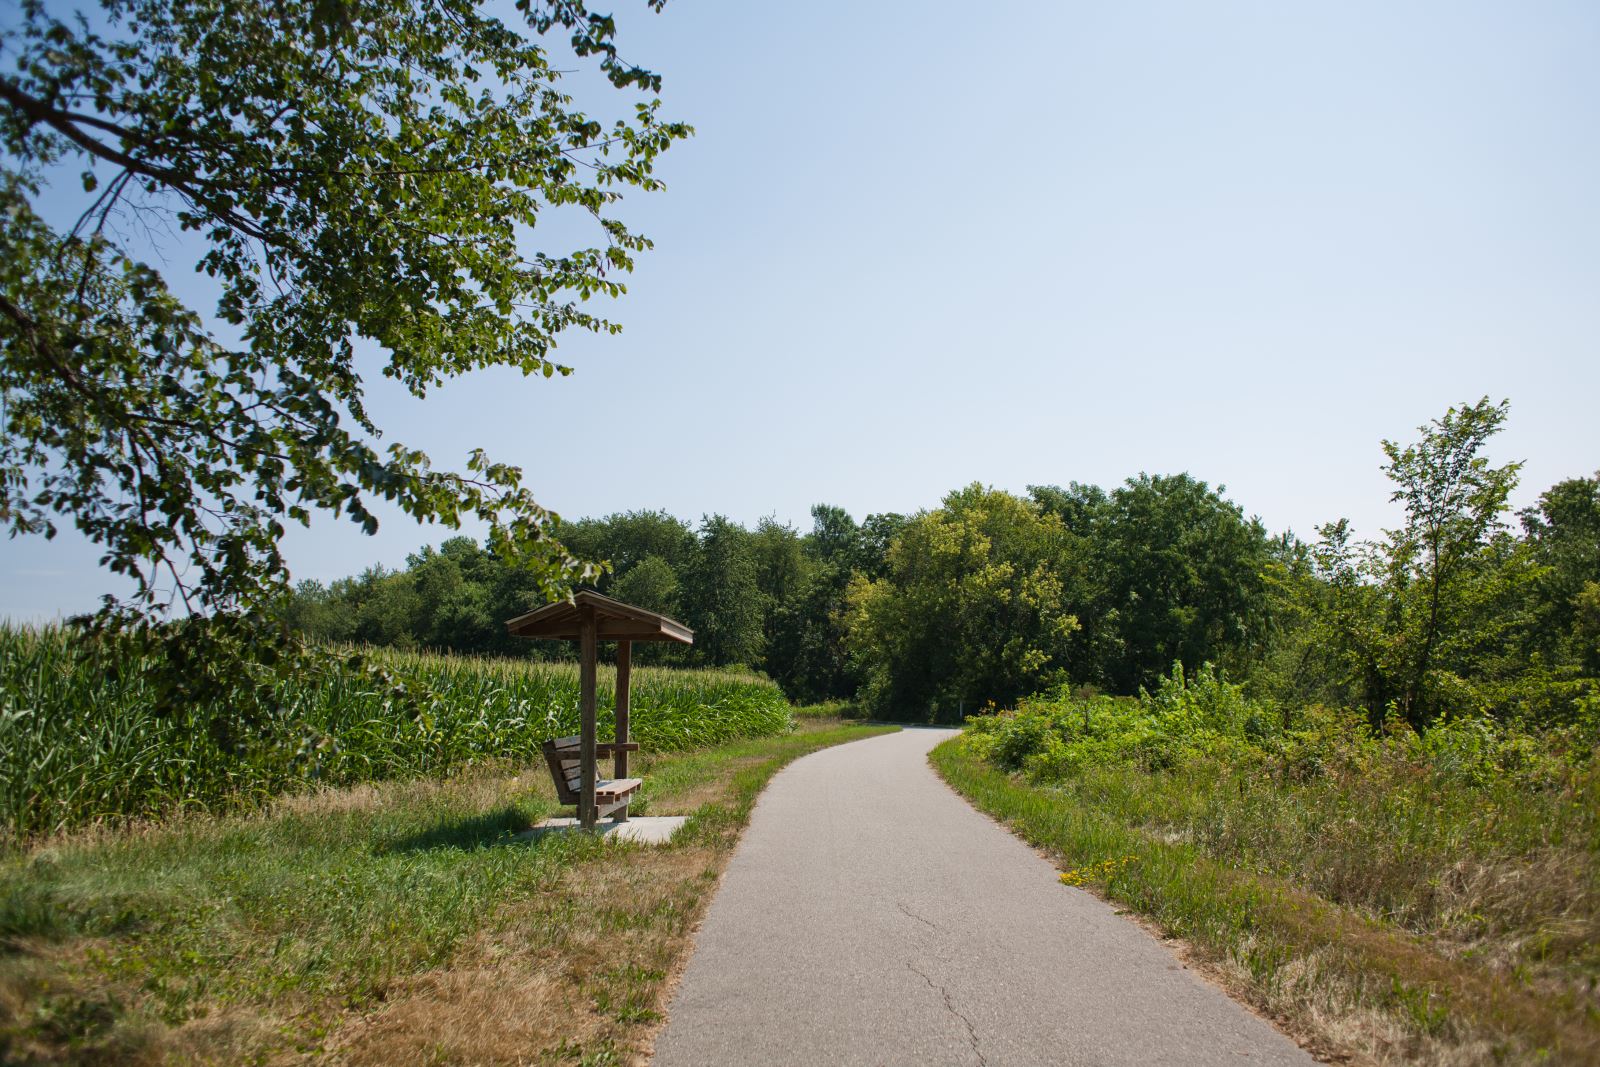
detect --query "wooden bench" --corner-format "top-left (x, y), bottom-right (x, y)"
top-left (542, 734), bottom-right (643, 821)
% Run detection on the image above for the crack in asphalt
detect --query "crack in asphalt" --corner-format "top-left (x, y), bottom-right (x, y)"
top-left (907, 961), bottom-right (988, 1067)
top-left (897, 901), bottom-right (938, 929)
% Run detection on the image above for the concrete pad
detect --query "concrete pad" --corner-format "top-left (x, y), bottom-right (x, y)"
top-left (518, 815), bottom-right (687, 846)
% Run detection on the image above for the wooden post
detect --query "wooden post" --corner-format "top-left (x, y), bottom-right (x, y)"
top-left (579, 603), bottom-right (597, 830)
top-left (614, 640), bottom-right (631, 822)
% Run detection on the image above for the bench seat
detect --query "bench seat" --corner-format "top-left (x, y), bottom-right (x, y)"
top-left (542, 735), bottom-right (643, 820)
top-left (595, 778), bottom-right (643, 802)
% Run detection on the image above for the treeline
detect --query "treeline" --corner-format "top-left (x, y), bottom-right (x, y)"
top-left (287, 399), bottom-right (1599, 728)
top-left (285, 506), bottom-right (908, 702)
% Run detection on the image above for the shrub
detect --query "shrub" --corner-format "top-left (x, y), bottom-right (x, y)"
top-left (967, 662), bottom-right (1278, 778)
top-left (966, 662), bottom-right (1592, 791)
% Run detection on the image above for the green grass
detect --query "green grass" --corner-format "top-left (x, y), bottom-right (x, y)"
top-left (0, 625), bottom-right (792, 839)
top-left (0, 721), bottom-right (897, 1065)
top-left (932, 733), bottom-right (1600, 1065)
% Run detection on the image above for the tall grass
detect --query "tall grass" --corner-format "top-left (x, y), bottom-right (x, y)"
top-left (933, 737), bottom-right (1600, 1064)
top-left (0, 625), bottom-right (792, 840)
top-left (954, 668), bottom-right (1600, 1062)
top-left (965, 673), bottom-right (1600, 979)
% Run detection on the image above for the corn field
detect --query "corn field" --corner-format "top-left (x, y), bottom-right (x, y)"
top-left (0, 625), bottom-right (792, 840)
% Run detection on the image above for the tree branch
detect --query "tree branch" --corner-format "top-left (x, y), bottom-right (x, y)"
top-left (0, 78), bottom-right (280, 246)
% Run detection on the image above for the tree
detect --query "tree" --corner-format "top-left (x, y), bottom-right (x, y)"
top-left (807, 504), bottom-right (860, 569)
top-left (1027, 481), bottom-right (1116, 686)
top-left (856, 512), bottom-right (909, 579)
top-left (1310, 398), bottom-right (1527, 730)
top-left (408, 537), bottom-right (498, 650)
top-left (768, 504), bottom-right (866, 702)
top-left (1522, 474), bottom-right (1600, 675)
top-left (335, 564), bottom-right (423, 649)
top-left (1239, 530), bottom-right (1352, 716)
top-left (747, 516), bottom-right (808, 686)
top-left (1092, 474), bottom-right (1270, 693)
top-left (610, 553), bottom-right (681, 618)
top-left (845, 485), bottom-right (1079, 720)
top-left (0, 0), bottom-right (688, 655)
top-left (1028, 481), bottom-right (1107, 536)
top-left (1379, 399), bottom-right (1522, 723)
top-left (556, 510), bottom-right (698, 596)
top-left (681, 515), bottom-right (763, 667)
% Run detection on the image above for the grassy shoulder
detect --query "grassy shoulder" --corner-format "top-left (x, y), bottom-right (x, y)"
top-left (1, 718), bottom-right (896, 1065)
top-left (931, 732), bottom-right (1600, 1065)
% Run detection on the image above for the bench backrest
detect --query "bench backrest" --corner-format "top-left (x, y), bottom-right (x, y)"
top-left (542, 734), bottom-right (583, 805)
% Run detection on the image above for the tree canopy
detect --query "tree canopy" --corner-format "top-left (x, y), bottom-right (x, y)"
top-left (0, 0), bottom-right (688, 636)
top-left (845, 484), bottom-right (1080, 718)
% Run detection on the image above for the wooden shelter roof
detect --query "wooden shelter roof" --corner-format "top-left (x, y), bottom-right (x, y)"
top-left (505, 590), bottom-right (695, 644)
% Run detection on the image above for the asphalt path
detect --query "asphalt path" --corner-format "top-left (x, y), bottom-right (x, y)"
top-left (652, 726), bottom-right (1315, 1067)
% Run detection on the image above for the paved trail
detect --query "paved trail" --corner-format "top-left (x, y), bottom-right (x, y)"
top-left (652, 727), bottom-right (1314, 1067)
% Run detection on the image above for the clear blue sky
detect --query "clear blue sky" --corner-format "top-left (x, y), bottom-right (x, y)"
top-left (5, 0), bottom-right (1599, 621)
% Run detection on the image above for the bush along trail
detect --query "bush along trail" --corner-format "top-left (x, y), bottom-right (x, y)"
top-left (0, 702), bottom-right (895, 1065)
top-left (935, 667), bottom-right (1600, 1065)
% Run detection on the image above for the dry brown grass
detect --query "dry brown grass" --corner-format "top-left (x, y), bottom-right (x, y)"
top-left (1231, 879), bottom-right (1600, 1065)
top-left (0, 939), bottom-right (173, 1066)
top-left (272, 762), bottom-right (561, 819)
top-left (328, 846), bottom-right (722, 1066)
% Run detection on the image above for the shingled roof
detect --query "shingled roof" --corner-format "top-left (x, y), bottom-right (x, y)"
top-left (505, 589), bottom-right (694, 644)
